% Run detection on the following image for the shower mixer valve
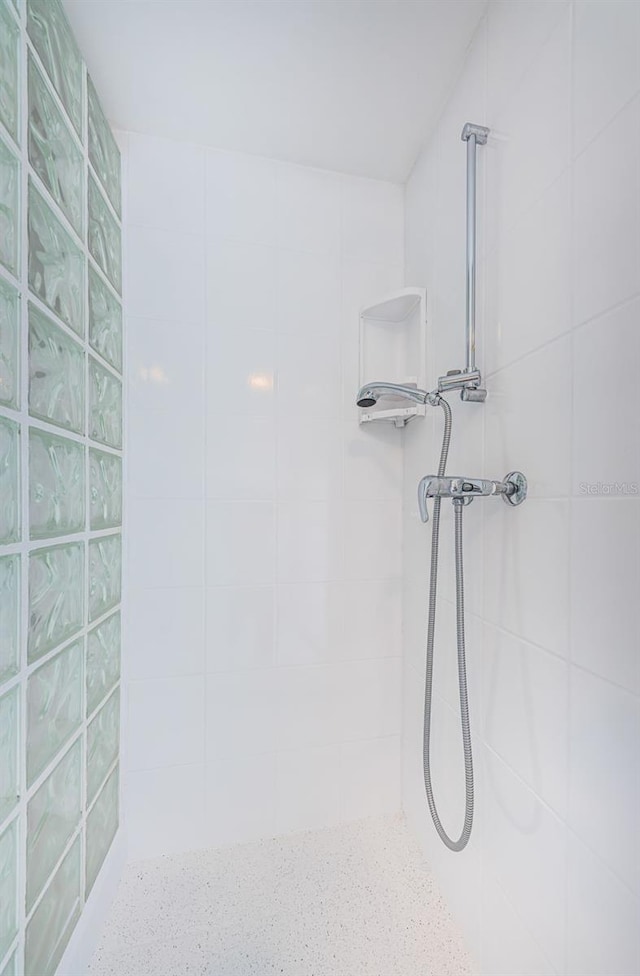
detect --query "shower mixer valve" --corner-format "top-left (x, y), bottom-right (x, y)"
top-left (417, 471), bottom-right (527, 522)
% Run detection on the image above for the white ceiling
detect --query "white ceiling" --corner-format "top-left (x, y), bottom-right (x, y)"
top-left (63, 0), bottom-right (486, 183)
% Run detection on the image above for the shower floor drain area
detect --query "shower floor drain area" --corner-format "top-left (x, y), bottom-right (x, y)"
top-left (88, 815), bottom-right (473, 976)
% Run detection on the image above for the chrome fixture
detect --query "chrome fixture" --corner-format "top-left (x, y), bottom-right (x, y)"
top-left (417, 123), bottom-right (497, 854)
top-left (356, 381), bottom-right (436, 409)
top-left (354, 123), bottom-right (526, 854)
top-left (419, 395), bottom-right (525, 852)
top-left (357, 123), bottom-right (490, 412)
top-left (435, 123), bottom-right (490, 402)
top-left (417, 472), bottom-right (528, 520)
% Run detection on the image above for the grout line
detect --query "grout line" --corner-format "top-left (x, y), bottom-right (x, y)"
top-left (202, 155), bottom-right (210, 762)
top-left (565, 6), bottom-right (577, 955)
top-left (126, 733), bottom-right (404, 777)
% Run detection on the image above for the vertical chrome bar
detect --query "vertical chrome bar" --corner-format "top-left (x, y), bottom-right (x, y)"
top-left (465, 133), bottom-right (477, 373)
top-left (460, 123), bottom-right (489, 376)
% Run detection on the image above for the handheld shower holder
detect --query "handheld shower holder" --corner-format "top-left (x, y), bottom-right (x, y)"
top-left (417, 471), bottom-right (527, 522)
top-left (436, 368), bottom-right (487, 402)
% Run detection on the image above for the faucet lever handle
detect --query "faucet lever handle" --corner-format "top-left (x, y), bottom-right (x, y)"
top-left (417, 476), bottom-right (433, 522)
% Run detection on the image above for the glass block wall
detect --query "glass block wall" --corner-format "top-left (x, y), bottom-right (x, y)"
top-left (0, 1), bottom-right (122, 973)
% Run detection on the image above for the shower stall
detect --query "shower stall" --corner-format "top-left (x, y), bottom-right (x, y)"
top-left (1, 1), bottom-right (639, 975)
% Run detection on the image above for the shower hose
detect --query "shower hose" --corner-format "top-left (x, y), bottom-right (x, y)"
top-left (422, 394), bottom-right (474, 852)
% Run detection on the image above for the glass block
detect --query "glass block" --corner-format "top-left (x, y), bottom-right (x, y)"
top-left (0, 949), bottom-right (16, 976)
top-left (0, 555), bottom-right (19, 686)
top-left (26, 638), bottom-right (82, 785)
top-left (28, 53), bottom-right (83, 237)
top-left (28, 181), bottom-right (84, 337)
top-left (88, 265), bottom-right (122, 373)
top-left (0, 138), bottom-right (19, 278)
top-left (88, 175), bottom-right (121, 293)
top-left (25, 835), bottom-right (81, 976)
top-left (0, 416), bottom-right (19, 544)
top-left (87, 75), bottom-right (121, 217)
top-left (86, 610), bottom-right (120, 715)
top-left (0, 688), bottom-right (18, 823)
top-left (89, 356), bottom-right (122, 449)
top-left (27, 0), bottom-right (83, 138)
top-left (0, 1), bottom-right (19, 142)
top-left (86, 763), bottom-right (118, 895)
top-left (88, 534), bottom-right (121, 622)
top-left (0, 818), bottom-right (18, 961)
top-left (27, 739), bottom-right (82, 910)
top-left (28, 302), bottom-right (84, 433)
top-left (0, 275), bottom-right (19, 409)
top-left (29, 428), bottom-right (85, 540)
top-left (90, 448), bottom-right (122, 531)
top-left (87, 688), bottom-right (119, 804)
top-left (28, 543), bottom-right (84, 663)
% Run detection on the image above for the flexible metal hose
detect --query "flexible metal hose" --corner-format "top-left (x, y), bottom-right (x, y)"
top-left (422, 396), bottom-right (474, 852)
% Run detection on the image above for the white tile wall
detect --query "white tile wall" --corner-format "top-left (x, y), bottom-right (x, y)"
top-left (566, 832), bottom-right (640, 976)
top-left (572, 0), bottom-right (640, 157)
top-left (122, 136), bottom-right (404, 858)
top-left (120, 5), bottom-right (639, 970)
top-left (402, 3), bottom-right (640, 973)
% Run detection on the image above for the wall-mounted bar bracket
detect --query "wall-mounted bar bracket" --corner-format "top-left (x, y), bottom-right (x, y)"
top-left (436, 121), bottom-right (490, 403)
top-left (461, 122), bottom-right (489, 145)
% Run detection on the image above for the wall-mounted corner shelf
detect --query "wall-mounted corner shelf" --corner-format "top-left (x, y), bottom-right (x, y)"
top-left (358, 287), bottom-right (427, 427)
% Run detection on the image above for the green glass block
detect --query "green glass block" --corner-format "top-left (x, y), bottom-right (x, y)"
top-left (88, 175), bottom-right (121, 294)
top-left (0, 818), bottom-right (18, 961)
top-left (87, 687), bottom-right (119, 804)
top-left (88, 265), bottom-right (122, 373)
top-left (0, 274), bottom-right (19, 409)
top-left (27, 739), bottom-right (81, 910)
top-left (0, 555), bottom-right (19, 686)
top-left (89, 356), bottom-right (122, 449)
top-left (0, 2), bottom-right (19, 143)
top-left (88, 533), bottom-right (121, 622)
top-left (86, 610), bottom-right (120, 715)
top-left (87, 75), bottom-right (121, 217)
top-left (28, 181), bottom-right (84, 337)
top-left (25, 835), bottom-right (81, 976)
top-left (0, 687), bottom-right (18, 823)
top-left (28, 53), bottom-right (83, 237)
top-left (0, 138), bottom-right (19, 278)
top-left (28, 543), bottom-right (84, 663)
top-left (0, 416), bottom-right (19, 544)
top-left (0, 949), bottom-right (16, 976)
top-left (29, 428), bottom-right (85, 540)
top-left (28, 302), bottom-right (84, 433)
top-left (86, 763), bottom-right (118, 894)
top-left (26, 638), bottom-right (82, 785)
top-left (90, 448), bottom-right (122, 531)
top-left (27, 0), bottom-right (83, 138)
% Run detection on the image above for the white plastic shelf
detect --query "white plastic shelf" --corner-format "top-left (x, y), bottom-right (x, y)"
top-left (358, 287), bottom-right (427, 427)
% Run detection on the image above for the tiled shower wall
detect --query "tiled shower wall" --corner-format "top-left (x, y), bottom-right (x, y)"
top-left (0, 1), bottom-right (122, 974)
top-left (402, 2), bottom-right (640, 974)
top-left (121, 132), bottom-right (404, 859)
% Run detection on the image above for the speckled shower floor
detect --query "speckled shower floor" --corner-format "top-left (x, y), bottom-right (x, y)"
top-left (88, 815), bottom-right (473, 976)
